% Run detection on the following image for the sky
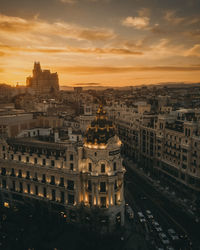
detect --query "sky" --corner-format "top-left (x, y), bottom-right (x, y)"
top-left (0, 0), bottom-right (200, 87)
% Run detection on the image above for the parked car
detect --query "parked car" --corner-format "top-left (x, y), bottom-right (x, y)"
top-left (138, 212), bottom-right (146, 223)
top-left (167, 228), bottom-right (179, 240)
top-left (159, 233), bottom-right (170, 245)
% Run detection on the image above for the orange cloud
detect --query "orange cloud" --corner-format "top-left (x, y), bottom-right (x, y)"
top-left (0, 14), bottom-right (115, 41)
top-left (122, 16), bottom-right (150, 29)
top-left (0, 44), bottom-right (143, 56)
top-left (185, 44), bottom-right (200, 57)
top-left (57, 65), bottom-right (200, 75)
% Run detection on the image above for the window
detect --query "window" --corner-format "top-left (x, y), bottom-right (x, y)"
top-left (27, 184), bottom-right (30, 194)
top-left (70, 154), bottom-right (73, 161)
top-left (34, 158), bottom-right (37, 164)
top-left (11, 154), bottom-right (14, 160)
top-left (67, 180), bottom-right (74, 190)
top-left (26, 156), bottom-right (29, 163)
top-left (101, 164), bottom-right (105, 173)
top-left (33, 172), bottom-right (38, 181)
top-left (100, 197), bottom-right (106, 208)
top-left (88, 163), bottom-right (92, 172)
top-left (51, 160), bottom-right (55, 167)
top-left (60, 177), bottom-right (64, 187)
top-left (52, 189), bottom-right (56, 201)
top-left (113, 162), bottom-right (116, 171)
top-left (42, 174), bottom-right (46, 183)
top-left (89, 195), bottom-right (92, 206)
top-left (42, 159), bottom-right (46, 166)
top-left (68, 194), bottom-right (74, 204)
top-left (88, 180), bottom-right (92, 191)
top-left (12, 181), bottom-right (15, 191)
top-left (114, 180), bottom-right (118, 190)
top-left (18, 155), bottom-right (21, 161)
top-left (50, 176), bottom-right (55, 185)
top-left (2, 145), bottom-right (5, 151)
top-left (26, 171), bottom-right (30, 179)
top-left (1, 167), bottom-right (6, 176)
top-left (100, 182), bottom-right (106, 192)
top-left (18, 170), bottom-right (22, 178)
top-left (70, 163), bottom-right (74, 171)
top-left (43, 187), bottom-right (47, 197)
top-left (35, 185), bottom-right (38, 195)
top-left (60, 191), bottom-right (65, 204)
top-left (2, 179), bottom-right (6, 188)
top-left (94, 152), bottom-right (97, 156)
top-left (19, 182), bottom-right (23, 193)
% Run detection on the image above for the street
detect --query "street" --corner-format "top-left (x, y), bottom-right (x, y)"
top-left (124, 161), bottom-right (200, 250)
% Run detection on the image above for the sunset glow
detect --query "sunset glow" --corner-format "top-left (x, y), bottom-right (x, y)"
top-left (0, 0), bottom-right (200, 87)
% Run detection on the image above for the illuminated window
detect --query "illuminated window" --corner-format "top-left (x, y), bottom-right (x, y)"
top-left (101, 164), bottom-right (105, 173)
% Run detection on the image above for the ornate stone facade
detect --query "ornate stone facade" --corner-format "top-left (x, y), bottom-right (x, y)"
top-left (0, 106), bottom-right (125, 231)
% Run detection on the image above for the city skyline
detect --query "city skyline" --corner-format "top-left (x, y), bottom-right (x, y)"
top-left (0, 0), bottom-right (200, 87)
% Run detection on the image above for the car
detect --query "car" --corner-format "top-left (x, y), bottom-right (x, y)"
top-left (159, 233), bottom-right (170, 245)
top-left (146, 210), bottom-right (151, 215)
top-left (166, 247), bottom-right (175, 250)
top-left (152, 221), bottom-right (159, 227)
top-left (147, 214), bottom-right (154, 219)
top-left (155, 227), bottom-right (163, 232)
top-left (138, 212), bottom-right (146, 223)
top-left (168, 228), bottom-right (179, 240)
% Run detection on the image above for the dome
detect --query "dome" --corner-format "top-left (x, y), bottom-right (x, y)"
top-left (84, 105), bottom-right (116, 145)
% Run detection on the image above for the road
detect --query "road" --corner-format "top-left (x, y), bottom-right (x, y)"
top-left (124, 162), bottom-right (200, 250)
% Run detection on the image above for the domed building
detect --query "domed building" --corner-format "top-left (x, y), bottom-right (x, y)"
top-left (79, 105), bottom-right (125, 231)
top-left (0, 105), bottom-right (125, 233)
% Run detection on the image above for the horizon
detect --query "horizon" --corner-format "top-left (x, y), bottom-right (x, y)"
top-left (0, 0), bottom-right (200, 86)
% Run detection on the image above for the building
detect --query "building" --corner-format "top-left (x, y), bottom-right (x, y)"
top-left (0, 106), bottom-right (125, 231)
top-left (115, 105), bottom-right (200, 196)
top-left (26, 62), bottom-right (59, 94)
